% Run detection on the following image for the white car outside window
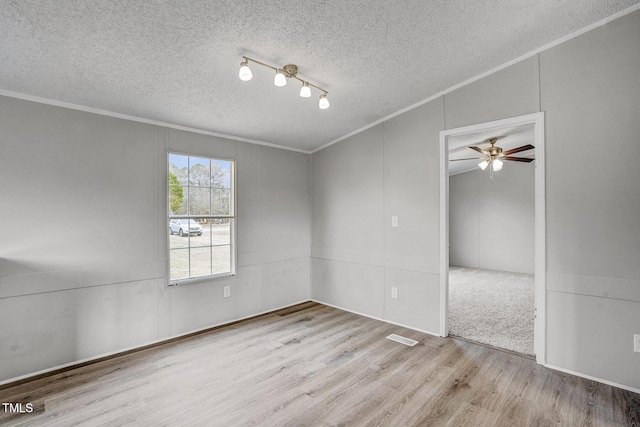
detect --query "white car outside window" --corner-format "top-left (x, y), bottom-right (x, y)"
top-left (169, 219), bottom-right (203, 236)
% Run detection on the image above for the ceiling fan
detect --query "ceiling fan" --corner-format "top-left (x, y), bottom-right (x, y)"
top-left (451, 137), bottom-right (534, 177)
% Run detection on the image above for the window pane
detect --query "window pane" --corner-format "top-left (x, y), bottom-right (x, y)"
top-left (212, 159), bottom-right (232, 189)
top-left (170, 249), bottom-right (189, 280)
top-left (190, 246), bottom-right (212, 278)
top-left (169, 185), bottom-right (188, 215)
top-left (213, 218), bottom-right (230, 245)
top-left (197, 221), bottom-right (212, 247)
top-left (212, 188), bottom-right (230, 215)
top-left (169, 220), bottom-right (190, 248)
top-left (212, 245), bottom-right (231, 274)
top-left (189, 187), bottom-right (211, 215)
top-left (188, 220), bottom-right (209, 248)
top-left (169, 154), bottom-right (189, 185)
top-left (189, 157), bottom-right (211, 187)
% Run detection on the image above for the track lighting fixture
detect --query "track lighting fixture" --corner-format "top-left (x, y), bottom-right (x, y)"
top-left (300, 81), bottom-right (311, 98)
top-left (238, 56), bottom-right (330, 109)
top-left (274, 69), bottom-right (287, 87)
top-left (319, 93), bottom-right (330, 110)
top-left (238, 61), bottom-right (252, 81)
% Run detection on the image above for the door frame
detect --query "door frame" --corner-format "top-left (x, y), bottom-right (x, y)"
top-left (439, 112), bottom-right (546, 364)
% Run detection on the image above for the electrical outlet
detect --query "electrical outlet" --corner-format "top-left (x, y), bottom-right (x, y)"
top-left (634, 334), bottom-right (640, 353)
top-left (391, 287), bottom-right (398, 299)
top-left (223, 286), bottom-right (230, 298)
top-left (391, 216), bottom-right (399, 227)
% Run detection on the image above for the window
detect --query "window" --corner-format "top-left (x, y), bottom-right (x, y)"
top-left (168, 152), bottom-right (235, 283)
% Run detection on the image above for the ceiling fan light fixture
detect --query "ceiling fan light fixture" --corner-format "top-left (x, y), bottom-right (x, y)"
top-left (467, 138), bottom-right (535, 178)
top-left (238, 61), bottom-right (252, 81)
top-left (300, 81), bottom-right (311, 98)
top-left (319, 93), bottom-right (330, 109)
top-left (274, 69), bottom-right (287, 87)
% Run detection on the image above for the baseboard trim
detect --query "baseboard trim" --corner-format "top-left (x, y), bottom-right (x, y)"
top-left (310, 299), bottom-right (440, 337)
top-left (543, 363), bottom-right (640, 395)
top-left (0, 299), bottom-right (311, 389)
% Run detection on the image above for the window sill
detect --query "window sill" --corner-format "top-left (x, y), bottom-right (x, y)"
top-left (167, 273), bottom-right (236, 287)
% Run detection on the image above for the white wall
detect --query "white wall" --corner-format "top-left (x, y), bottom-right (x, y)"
top-left (312, 100), bottom-right (443, 333)
top-left (449, 165), bottom-right (535, 274)
top-left (312, 10), bottom-right (640, 391)
top-left (540, 10), bottom-right (640, 390)
top-left (0, 96), bottom-right (311, 382)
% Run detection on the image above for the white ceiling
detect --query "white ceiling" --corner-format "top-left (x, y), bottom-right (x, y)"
top-left (0, 1), bottom-right (637, 152)
top-left (448, 123), bottom-right (535, 176)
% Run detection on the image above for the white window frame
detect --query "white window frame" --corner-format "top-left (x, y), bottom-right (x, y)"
top-left (167, 151), bottom-right (237, 286)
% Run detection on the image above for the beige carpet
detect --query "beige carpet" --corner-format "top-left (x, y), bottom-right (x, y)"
top-left (448, 266), bottom-right (535, 356)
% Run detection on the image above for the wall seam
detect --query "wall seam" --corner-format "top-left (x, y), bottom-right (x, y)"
top-left (309, 153), bottom-right (313, 300)
top-left (547, 288), bottom-right (640, 304)
top-left (442, 94), bottom-right (447, 130)
top-left (155, 125), bottom-right (160, 341)
top-left (233, 141), bottom-right (239, 314)
top-left (382, 121), bottom-right (387, 320)
top-left (258, 146), bottom-right (263, 311)
top-left (537, 53), bottom-right (542, 112)
top-left (165, 127), bottom-right (171, 337)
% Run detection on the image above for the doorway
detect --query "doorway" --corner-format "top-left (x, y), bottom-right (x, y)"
top-left (439, 113), bottom-right (546, 364)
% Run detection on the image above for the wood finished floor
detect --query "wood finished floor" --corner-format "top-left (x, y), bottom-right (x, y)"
top-left (1, 302), bottom-right (638, 426)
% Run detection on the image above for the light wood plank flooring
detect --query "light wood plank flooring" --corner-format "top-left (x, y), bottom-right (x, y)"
top-left (1, 302), bottom-right (638, 426)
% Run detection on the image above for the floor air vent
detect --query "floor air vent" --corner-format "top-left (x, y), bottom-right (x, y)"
top-left (386, 334), bottom-right (418, 347)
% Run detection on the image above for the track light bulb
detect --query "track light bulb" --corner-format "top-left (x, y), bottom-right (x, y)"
top-left (300, 82), bottom-right (311, 98)
top-left (492, 159), bottom-right (503, 172)
top-left (274, 69), bottom-right (287, 87)
top-left (239, 61), bottom-right (252, 81)
top-left (478, 160), bottom-right (489, 170)
top-left (319, 94), bottom-right (330, 109)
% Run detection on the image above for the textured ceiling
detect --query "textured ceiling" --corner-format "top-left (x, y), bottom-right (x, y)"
top-left (0, 1), bottom-right (638, 152)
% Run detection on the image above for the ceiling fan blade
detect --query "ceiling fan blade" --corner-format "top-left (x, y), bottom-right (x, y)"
top-left (450, 157), bottom-right (485, 161)
top-left (468, 146), bottom-right (486, 155)
top-left (502, 144), bottom-right (535, 155)
top-left (503, 156), bottom-right (534, 162)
